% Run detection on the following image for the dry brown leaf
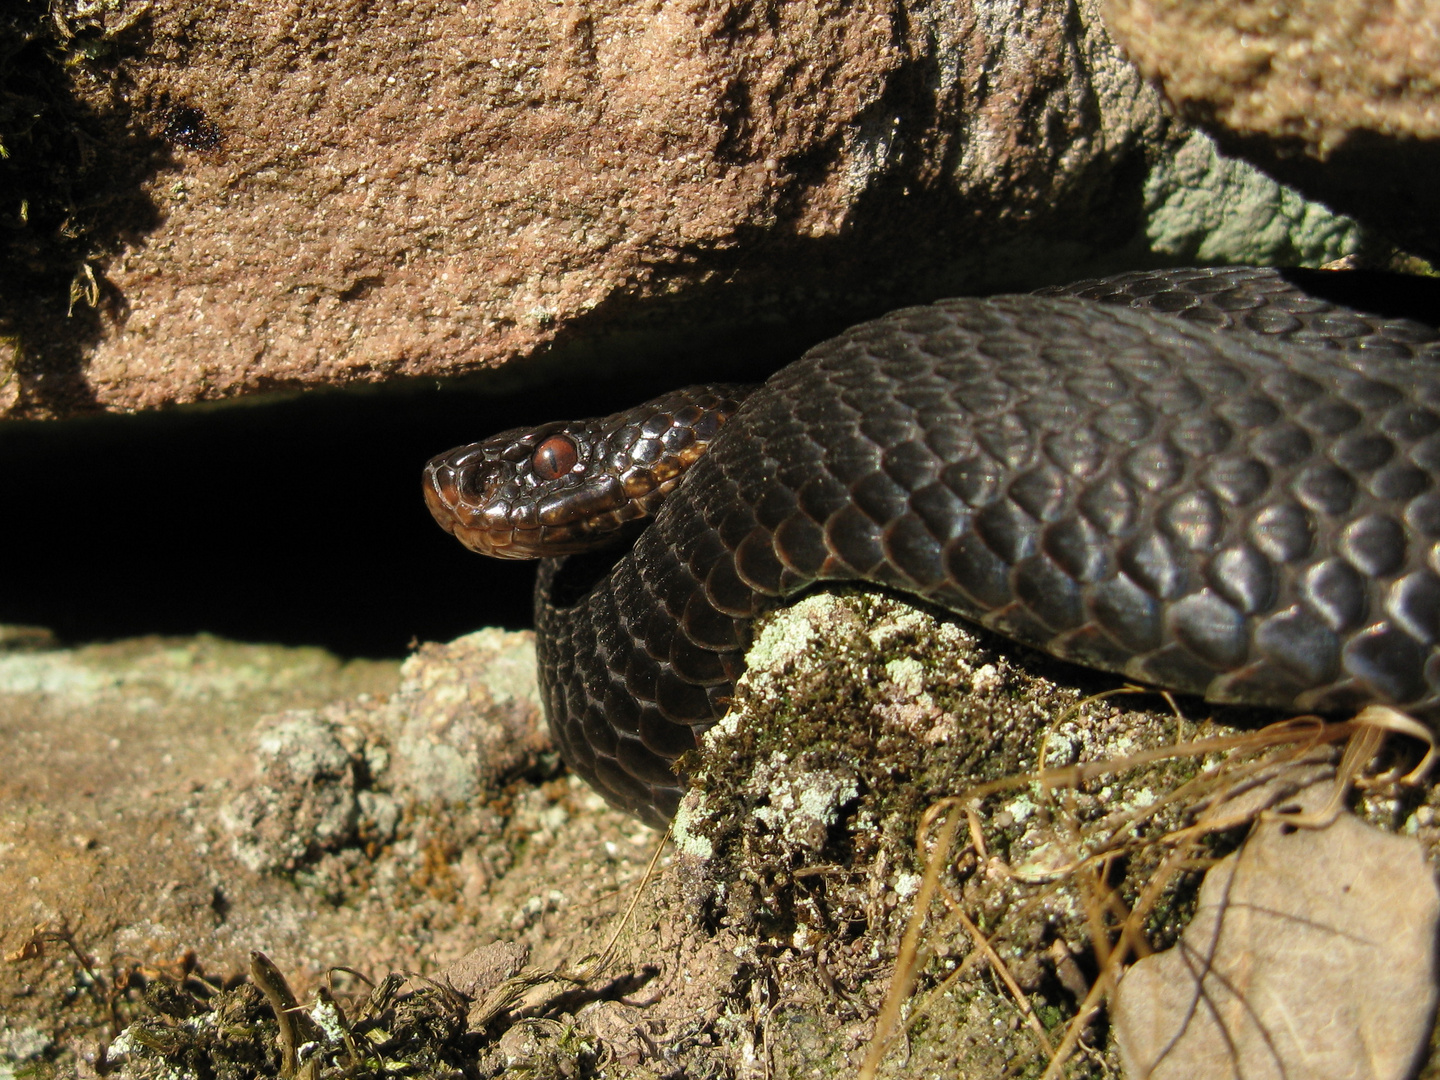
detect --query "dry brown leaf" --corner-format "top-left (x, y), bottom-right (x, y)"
top-left (1114, 785), bottom-right (1439, 1080)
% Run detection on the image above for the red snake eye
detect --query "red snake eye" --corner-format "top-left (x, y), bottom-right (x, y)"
top-left (533, 434), bottom-right (579, 480)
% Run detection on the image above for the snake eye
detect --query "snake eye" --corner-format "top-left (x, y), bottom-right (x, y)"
top-left (533, 434), bottom-right (579, 480)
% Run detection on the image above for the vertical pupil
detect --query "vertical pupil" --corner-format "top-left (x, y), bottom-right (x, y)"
top-left (535, 435), bottom-right (578, 479)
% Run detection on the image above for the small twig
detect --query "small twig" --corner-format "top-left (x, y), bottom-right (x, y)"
top-left (862, 711), bottom-right (1431, 1080)
top-left (566, 822), bottom-right (671, 984)
top-left (250, 951), bottom-right (306, 1078)
top-left (955, 907), bottom-right (1054, 1055)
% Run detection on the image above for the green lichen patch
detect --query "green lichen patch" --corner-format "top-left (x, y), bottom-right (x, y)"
top-left (1142, 130), bottom-right (1365, 266)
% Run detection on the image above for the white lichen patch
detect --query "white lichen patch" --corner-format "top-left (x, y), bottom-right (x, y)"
top-left (969, 662), bottom-right (1004, 695)
top-left (1001, 793), bottom-right (1038, 826)
top-left (883, 656), bottom-right (927, 699)
top-left (219, 708), bottom-right (364, 873)
top-left (671, 790), bottom-right (716, 859)
top-left (737, 592), bottom-right (838, 686)
top-left (749, 752), bottom-right (860, 852)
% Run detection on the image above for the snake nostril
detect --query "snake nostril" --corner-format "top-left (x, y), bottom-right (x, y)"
top-left (458, 468), bottom-right (487, 500)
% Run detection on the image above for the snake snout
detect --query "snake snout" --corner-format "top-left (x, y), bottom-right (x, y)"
top-left (422, 451), bottom-right (525, 558)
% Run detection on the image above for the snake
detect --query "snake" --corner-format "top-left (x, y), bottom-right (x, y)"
top-left (424, 267), bottom-right (1440, 828)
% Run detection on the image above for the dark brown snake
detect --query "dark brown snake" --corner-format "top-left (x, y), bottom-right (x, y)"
top-left (425, 267), bottom-right (1440, 827)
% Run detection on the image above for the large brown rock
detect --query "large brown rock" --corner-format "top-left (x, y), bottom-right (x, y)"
top-left (1103, 0), bottom-right (1440, 260)
top-left (6, 0), bottom-right (1183, 417)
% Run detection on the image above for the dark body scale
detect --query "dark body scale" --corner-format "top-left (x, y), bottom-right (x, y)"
top-left (534, 268), bottom-right (1440, 827)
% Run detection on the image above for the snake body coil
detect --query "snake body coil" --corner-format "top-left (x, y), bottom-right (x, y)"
top-left (426, 268), bottom-right (1440, 826)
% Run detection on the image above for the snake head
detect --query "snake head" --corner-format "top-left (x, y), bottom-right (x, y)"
top-left (424, 385), bottom-right (750, 559)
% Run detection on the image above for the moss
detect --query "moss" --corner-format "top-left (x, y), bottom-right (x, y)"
top-left (674, 587), bottom-right (1311, 1076)
top-left (0, 0), bottom-right (160, 412)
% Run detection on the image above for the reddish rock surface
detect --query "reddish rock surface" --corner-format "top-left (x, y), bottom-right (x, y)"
top-left (6, 0), bottom-right (1175, 417)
